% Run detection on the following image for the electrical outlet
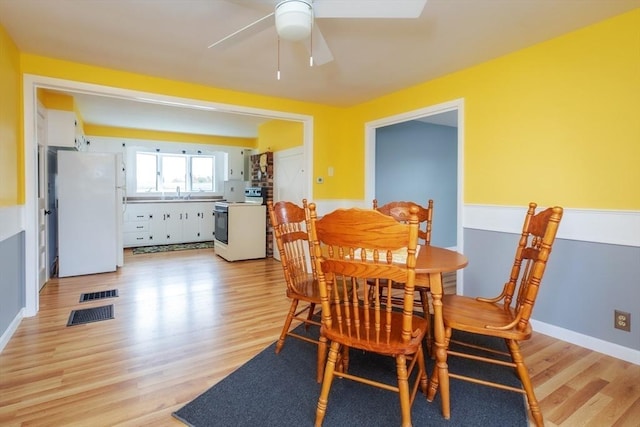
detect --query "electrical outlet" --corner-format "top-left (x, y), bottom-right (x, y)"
top-left (614, 310), bottom-right (631, 332)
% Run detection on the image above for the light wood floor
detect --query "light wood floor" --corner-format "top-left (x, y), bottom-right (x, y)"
top-left (1, 249), bottom-right (638, 426)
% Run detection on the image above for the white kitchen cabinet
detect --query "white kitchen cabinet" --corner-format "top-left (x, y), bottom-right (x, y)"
top-left (200, 207), bottom-right (216, 241)
top-left (181, 204), bottom-right (201, 242)
top-left (227, 148), bottom-right (246, 180)
top-left (162, 204), bottom-right (184, 244)
top-left (124, 201), bottom-right (215, 247)
top-left (147, 207), bottom-right (166, 245)
top-left (47, 109), bottom-right (85, 150)
top-left (180, 202), bottom-right (216, 242)
top-left (123, 204), bottom-right (153, 247)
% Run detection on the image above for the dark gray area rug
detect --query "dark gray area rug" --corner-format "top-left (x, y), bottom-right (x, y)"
top-left (132, 241), bottom-right (215, 254)
top-left (67, 304), bottom-right (114, 326)
top-left (173, 324), bottom-right (528, 427)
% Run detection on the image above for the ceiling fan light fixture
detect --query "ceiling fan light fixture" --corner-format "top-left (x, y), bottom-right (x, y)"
top-left (275, 0), bottom-right (312, 41)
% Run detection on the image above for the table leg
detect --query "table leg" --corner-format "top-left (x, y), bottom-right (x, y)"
top-left (426, 272), bottom-right (450, 419)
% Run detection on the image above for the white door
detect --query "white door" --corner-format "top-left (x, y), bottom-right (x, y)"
top-left (273, 146), bottom-right (306, 261)
top-left (36, 106), bottom-right (47, 290)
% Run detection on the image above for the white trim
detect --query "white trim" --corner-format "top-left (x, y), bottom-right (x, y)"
top-left (303, 118), bottom-right (314, 202)
top-left (0, 206), bottom-right (24, 242)
top-left (531, 319), bottom-right (640, 365)
top-left (23, 74), bottom-right (314, 318)
top-left (0, 308), bottom-right (24, 353)
top-left (464, 204), bottom-right (640, 247)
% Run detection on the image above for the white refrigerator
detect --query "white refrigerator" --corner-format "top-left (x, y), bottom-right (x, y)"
top-left (57, 151), bottom-right (124, 277)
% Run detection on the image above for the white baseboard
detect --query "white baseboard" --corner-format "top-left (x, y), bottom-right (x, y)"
top-left (531, 319), bottom-right (640, 365)
top-left (0, 308), bottom-right (24, 353)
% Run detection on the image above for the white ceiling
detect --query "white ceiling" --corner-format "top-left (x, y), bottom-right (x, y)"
top-left (2, 0), bottom-right (637, 137)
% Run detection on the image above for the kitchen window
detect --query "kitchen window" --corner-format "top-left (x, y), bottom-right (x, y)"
top-left (135, 152), bottom-right (216, 194)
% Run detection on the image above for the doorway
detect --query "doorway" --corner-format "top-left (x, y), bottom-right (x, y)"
top-left (22, 74), bottom-right (313, 316)
top-left (365, 98), bottom-right (464, 250)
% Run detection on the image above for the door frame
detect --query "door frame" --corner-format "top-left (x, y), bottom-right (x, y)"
top-left (22, 74), bottom-right (313, 316)
top-left (364, 98), bottom-right (465, 286)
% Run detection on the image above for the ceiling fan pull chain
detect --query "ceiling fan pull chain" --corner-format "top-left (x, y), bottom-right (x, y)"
top-left (277, 37), bottom-right (282, 80)
top-left (309, 13), bottom-right (314, 67)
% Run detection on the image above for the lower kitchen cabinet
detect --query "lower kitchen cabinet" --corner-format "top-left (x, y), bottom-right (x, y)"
top-left (123, 201), bottom-right (215, 247)
top-left (179, 203), bottom-right (215, 242)
top-left (123, 207), bottom-right (153, 246)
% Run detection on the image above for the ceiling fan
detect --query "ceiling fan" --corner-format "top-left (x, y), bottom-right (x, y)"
top-left (208, 0), bottom-right (428, 69)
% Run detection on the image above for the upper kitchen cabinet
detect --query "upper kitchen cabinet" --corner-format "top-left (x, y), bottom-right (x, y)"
top-left (47, 109), bottom-right (86, 151)
top-left (227, 148), bottom-right (255, 180)
top-left (227, 148), bottom-right (245, 180)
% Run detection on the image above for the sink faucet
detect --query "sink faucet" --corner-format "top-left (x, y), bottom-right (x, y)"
top-left (176, 186), bottom-right (181, 199)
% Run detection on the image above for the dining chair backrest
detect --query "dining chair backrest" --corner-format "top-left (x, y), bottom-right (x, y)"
top-left (491, 202), bottom-right (564, 330)
top-left (268, 199), bottom-right (316, 291)
top-left (267, 199), bottom-right (326, 382)
top-left (373, 199), bottom-right (434, 246)
top-left (308, 204), bottom-right (421, 349)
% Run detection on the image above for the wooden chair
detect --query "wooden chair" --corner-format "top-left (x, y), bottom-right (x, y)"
top-left (373, 199), bottom-right (435, 353)
top-left (308, 204), bottom-right (429, 427)
top-left (426, 202), bottom-right (563, 427)
top-left (267, 199), bottom-right (325, 383)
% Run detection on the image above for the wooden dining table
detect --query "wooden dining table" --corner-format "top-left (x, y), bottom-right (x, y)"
top-left (414, 245), bottom-right (468, 420)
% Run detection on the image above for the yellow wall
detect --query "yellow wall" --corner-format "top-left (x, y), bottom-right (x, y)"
top-left (0, 25), bottom-right (20, 206)
top-left (84, 124), bottom-right (256, 147)
top-left (40, 90), bottom-right (74, 110)
top-left (346, 9), bottom-right (640, 209)
top-left (257, 119), bottom-right (304, 152)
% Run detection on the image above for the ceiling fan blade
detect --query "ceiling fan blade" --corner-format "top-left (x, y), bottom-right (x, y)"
top-left (313, 0), bottom-right (427, 19)
top-left (208, 12), bottom-right (275, 49)
top-left (307, 23), bottom-right (333, 66)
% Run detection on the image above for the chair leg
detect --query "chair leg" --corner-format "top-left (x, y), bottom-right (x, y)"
top-left (507, 339), bottom-right (544, 427)
top-left (317, 333), bottom-right (328, 383)
top-left (395, 354), bottom-right (413, 427)
top-left (315, 341), bottom-right (341, 427)
top-left (341, 345), bottom-right (350, 373)
top-left (276, 299), bottom-right (299, 354)
top-left (416, 346), bottom-right (429, 395)
top-left (305, 302), bottom-right (316, 330)
top-left (427, 326), bottom-right (452, 420)
top-left (419, 289), bottom-right (432, 356)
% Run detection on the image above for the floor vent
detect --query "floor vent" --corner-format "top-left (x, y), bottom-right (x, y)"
top-left (67, 305), bottom-right (114, 326)
top-left (79, 289), bottom-right (118, 303)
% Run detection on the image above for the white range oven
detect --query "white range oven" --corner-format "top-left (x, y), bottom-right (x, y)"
top-left (214, 187), bottom-right (267, 261)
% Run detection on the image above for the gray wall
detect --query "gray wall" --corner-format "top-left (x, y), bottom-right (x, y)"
top-left (375, 120), bottom-right (457, 247)
top-left (0, 232), bottom-right (25, 335)
top-left (464, 228), bottom-right (640, 351)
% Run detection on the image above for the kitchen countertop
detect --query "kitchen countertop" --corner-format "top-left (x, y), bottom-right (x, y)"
top-left (126, 197), bottom-right (221, 204)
